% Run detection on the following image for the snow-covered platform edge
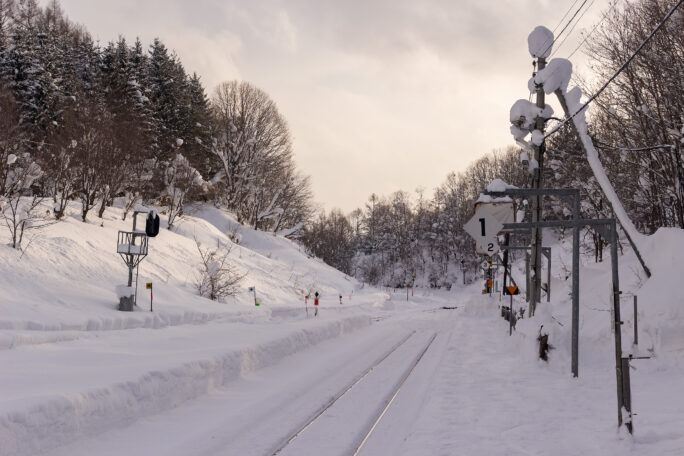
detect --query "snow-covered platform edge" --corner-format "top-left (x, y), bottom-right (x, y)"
top-left (0, 315), bottom-right (370, 456)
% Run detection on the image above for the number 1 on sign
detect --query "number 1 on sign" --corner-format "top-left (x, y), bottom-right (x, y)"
top-left (479, 218), bottom-right (485, 236)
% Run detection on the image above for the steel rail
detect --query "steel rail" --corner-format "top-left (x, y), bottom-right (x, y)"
top-left (270, 330), bottom-right (416, 455)
top-left (352, 332), bottom-right (438, 456)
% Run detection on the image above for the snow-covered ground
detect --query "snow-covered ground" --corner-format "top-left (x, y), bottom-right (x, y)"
top-left (1, 201), bottom-right (683, 455)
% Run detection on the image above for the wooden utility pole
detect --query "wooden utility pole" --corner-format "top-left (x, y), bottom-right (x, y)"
top-left (529, 57), bottom-right (546, 317)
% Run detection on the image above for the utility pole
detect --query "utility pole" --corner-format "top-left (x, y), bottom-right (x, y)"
top-left (529, 56), bottom-right (546, 317)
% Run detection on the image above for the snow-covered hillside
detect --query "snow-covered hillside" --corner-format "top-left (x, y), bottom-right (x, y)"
top-left (0, 201), bottom-right (376, 333)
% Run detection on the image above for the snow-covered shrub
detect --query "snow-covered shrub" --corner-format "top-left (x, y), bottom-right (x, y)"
top-left (226, 223), bottom-right (242, 245)
top-left (194, 238), bottom-right (245, 302)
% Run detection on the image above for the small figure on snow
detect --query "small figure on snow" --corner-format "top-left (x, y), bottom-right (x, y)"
top-left (314, 291), bottom-right (319, 317)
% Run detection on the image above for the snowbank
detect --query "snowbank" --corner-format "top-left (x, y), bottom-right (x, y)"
top-left (513, 227), bottom-right (684, 366)
top-left (0, 316), bottom-right (371, 456)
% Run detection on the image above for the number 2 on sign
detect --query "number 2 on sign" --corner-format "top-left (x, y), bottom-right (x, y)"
top-left (479, 218), bottom-right (485, 236)
top-left (487, 242), bottom-right (494, 253)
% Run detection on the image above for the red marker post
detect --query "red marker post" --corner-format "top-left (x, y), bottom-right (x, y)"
top-left (314, 292), bottom-right (319, 317)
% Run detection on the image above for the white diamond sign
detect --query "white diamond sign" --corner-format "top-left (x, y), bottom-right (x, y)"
top-left (476, 238), bottom-right (500, 255)
top-left (463, 206), bottom-right (504, 255)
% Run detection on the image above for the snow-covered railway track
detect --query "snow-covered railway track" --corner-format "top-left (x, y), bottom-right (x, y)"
top-left (271, 331), bottom-right (437, 456)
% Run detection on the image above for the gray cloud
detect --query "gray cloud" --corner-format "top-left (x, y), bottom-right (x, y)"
top-left (58, 0), bottom-right (604, 212)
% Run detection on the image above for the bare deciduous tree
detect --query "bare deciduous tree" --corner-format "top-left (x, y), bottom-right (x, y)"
top-left (0, 87), bottom-right (53, 249)
top-left (210, 81), bottom-right (306, 230)
top-left (1, 153), bottom-right (53, 249)
top-left (164, 152), bottom-right (205, 229)
top-left (584, 0), bottom-right (684, 231)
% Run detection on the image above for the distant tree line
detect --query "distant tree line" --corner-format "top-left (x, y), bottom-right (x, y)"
top-left (0, 0), bottom-right (312, 249)
top-left (301, 0), bottom-right (683, 287)
top-left (301, 148), bottom-right (528, 287)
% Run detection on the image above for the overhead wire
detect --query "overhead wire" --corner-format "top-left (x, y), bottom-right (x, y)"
top-left (527, 0), bottom-right (598, 102)
top-left (531, 0), bottom-right (620, 112)
top-left (552, 0), bottom-right (584, 34)
top-left (550, 0), bottom-right (598, 58)
top-left (567, 0), bottom-right (622, 59)
top-left (528, 0), bottom-right (593, 99)
top-left (544, 0), bottom-right (684, 139)
top-left (541, 0), bottom-right (590, 58)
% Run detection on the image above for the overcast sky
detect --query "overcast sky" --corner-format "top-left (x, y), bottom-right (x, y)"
top-left (58, 0), bottom-right (606, 213)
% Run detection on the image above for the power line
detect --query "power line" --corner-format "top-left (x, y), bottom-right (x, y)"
top-left (530, 0), bottom-right (615, 94)
top-left (552, 0), bottom-right (584, 34)
top-left (595, 139), bottom-right (675, 152)
top-left (567, 0), bottom-right (622, 59)
top-left (545, 0), bottom-right (684, 140)
top-left (541, 0), bottom-right (590, 58)
top-left (550, 0), bottom-right (598, 58)
top-left (527, 0), bottom-right (620, 108)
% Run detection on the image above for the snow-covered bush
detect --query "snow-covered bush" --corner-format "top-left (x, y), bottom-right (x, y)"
top-left (194, 238), bottom-right (245, 302)
top-left (226, 223), bottom-right (242, 245)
